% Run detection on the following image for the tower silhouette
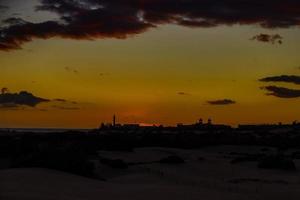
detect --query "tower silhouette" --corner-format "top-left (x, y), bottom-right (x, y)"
top-left (113, 114), bottom-right (116, 127)
top-left (208, 118), bottom-right (212, 125)
top-left (199, 118), bottom-right (203, 125)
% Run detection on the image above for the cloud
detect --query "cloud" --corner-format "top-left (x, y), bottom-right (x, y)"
top-left (261, 85), bottom-right (300, 98)
top-left (0, 5), bottom-right (9, 11)
top-left (54, 99), bottom-right (77, 103)
top-left (0, 88), bottom-right (81, 110)
top-left (207, 99), bottom-right (236, 105)
top-left (0, 90), bottom-right (50, 107)
top-left (52, 105), bottom-right (80, 110)
top-left (99, 72), bottom-right (110, 76)
top-left (1, 0), bottom-right (300, 51)
top-left (2, 17), bottom-right (28, 25)
top-left (259, 75), bottom-right (300, 85)
top-left (53, 98), bottom-right (67, 102)
top-left (52, 96), bottom-right (81, 111)
top-left (177, 92), bottom-right (190, 96)
top-left (250, 34), bottom-right (283, 44)
top-left (0, 103), bottom-right (20, 110)
top-left (65, 67), bottom-right (78, 74)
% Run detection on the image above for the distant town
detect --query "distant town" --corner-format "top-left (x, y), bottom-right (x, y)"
top-left (98, 114), bottom-right (300, 132)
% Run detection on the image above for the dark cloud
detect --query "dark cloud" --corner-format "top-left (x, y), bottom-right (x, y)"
top-left (53, 98), bottom-right (78, 105)
top-left (99, 72), bottom-right (110, 76)
top-left (261, 85), bottom-right (300, 98)
top-left (65, 67), bottom-right (78, 74)
top-left (0, 20), bottom-right (63, 51)
top-left (178, 92), bottom-right (190, 96)
top-left (259, 75), bottom-right (300, 85)
top-left (0, 103), bottom-right (19, 109)
top-left (53, 98), bottom-right (67, 102)
top-left (0, 5), bottom-right (9, 11)
top-left (1, 0), bottom-right (300, 51)
top-left (12, 13), bottom-right (21, 16)
top-left (52, 105), bottom-right (80, 110)
top-left (250, 34), bottom-right (283, 44)
top-left (0, 90), bottom-right (50, 107)
top-left (2, 17), bottom-right (28, 25)
top-left (207, 99), bottom-right (236, 105)
top-left (0, 88), bottom-right (80, 110)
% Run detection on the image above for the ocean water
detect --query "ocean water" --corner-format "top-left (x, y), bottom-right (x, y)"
top-left (0, 128), bottom-right (91, 133)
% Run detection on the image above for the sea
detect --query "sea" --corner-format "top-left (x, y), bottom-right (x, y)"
top-left (0, 128), bottom-right (91, 133)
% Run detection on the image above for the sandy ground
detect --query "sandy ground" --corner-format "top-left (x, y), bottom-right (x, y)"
top-left (1, 146), bottom-right (300, 200)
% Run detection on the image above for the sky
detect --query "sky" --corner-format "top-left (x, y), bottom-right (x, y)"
top-left (1, 0), bottom-right (300, 128)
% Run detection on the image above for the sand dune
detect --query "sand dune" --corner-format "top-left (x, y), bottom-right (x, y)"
top-left (1, 146), bottom-right (300, 200)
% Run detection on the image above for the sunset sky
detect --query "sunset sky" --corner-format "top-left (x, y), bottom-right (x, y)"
top-left (1, 0), bottom-right (300, 128)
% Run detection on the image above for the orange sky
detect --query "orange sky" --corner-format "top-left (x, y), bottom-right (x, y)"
top-left (1, 1), bottom-right (300, 128)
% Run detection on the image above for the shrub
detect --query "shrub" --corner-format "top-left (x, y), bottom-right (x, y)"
top-left (159, 155), bottom-right (185, 164)
top-left (99, 157), bottom-right (128, 169)
top-left (230, 156), bottom-right (257, 164)
top-left (198, 156), bottom-right (205, 161)
top-left (11, 147), bottom-right (95, 177)
top-left (258, 155), bottom-right (296, 171)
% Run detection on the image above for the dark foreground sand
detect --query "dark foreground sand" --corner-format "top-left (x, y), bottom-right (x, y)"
top-left (1, 146), bottom-right (300, 200)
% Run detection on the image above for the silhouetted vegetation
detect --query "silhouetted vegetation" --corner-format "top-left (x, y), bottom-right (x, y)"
top-left (230, 153), bottom-right (263, 164)
top-left (159, 155), bottom-right (185, 164)
top-left (257, 155), bottom-right (296, 171)
top-left (10, 144), bottom-right (95, 177)
top-left (99, 157), bottom-right (128, 169)
top-left (228, 178), bottom-right (289, 184)
top-left (198, 156), bottom-right (205, 161)
top-left (230, 156), bottom-right (258, 164)
top-left (1, 123), bottom-right (300, 174)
